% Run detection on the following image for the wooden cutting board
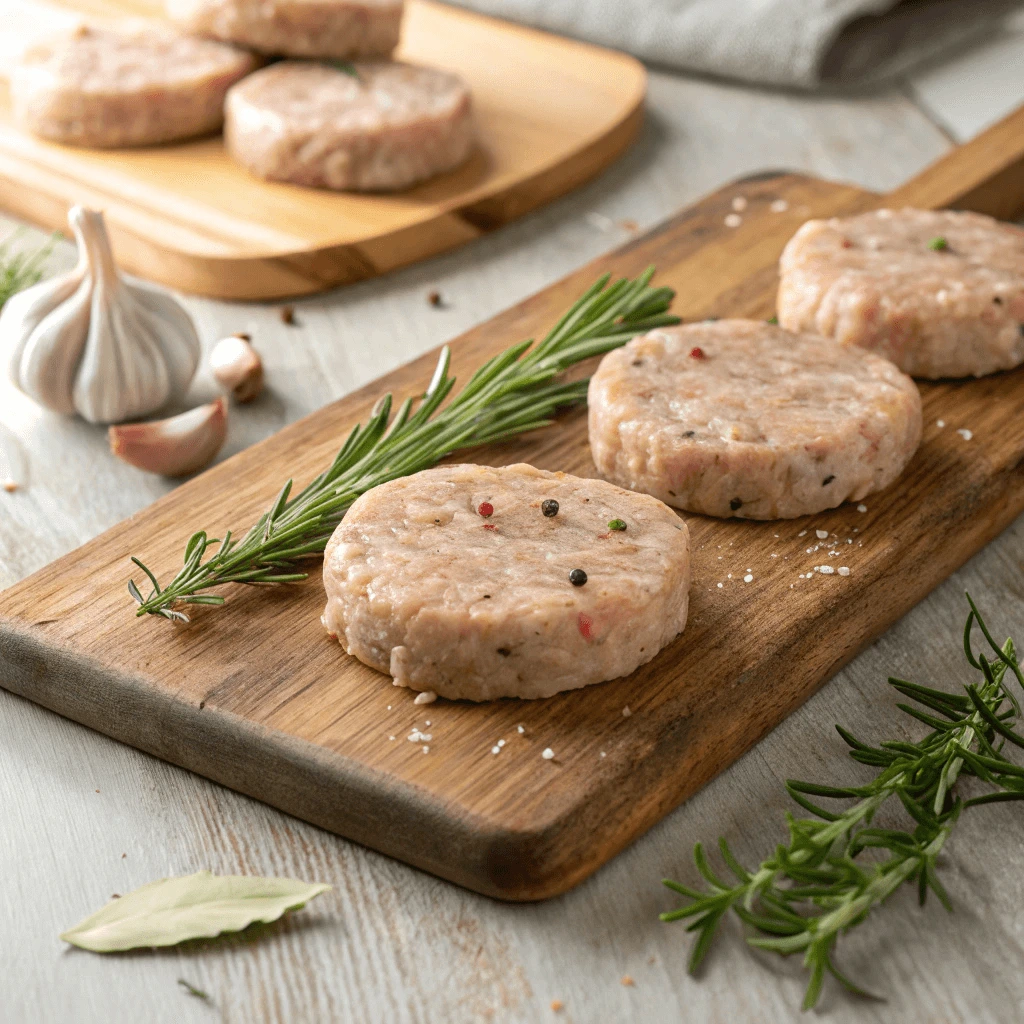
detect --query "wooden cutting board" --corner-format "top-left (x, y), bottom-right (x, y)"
top-left (0, 0), bottom-right (644, 299)
top-left (2, 107), bottom-right (1024, 902)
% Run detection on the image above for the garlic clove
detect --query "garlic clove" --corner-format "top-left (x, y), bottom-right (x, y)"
top-left (210, 334), bottom-right (264, 403)
top-left (109, 398), bottom-right (228, 477)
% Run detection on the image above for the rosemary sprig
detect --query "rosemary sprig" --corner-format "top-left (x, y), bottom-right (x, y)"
top-left (663, 596), bottom-right (1024, 1010)
top-left (130, 268), bottom-right (678, 621)
top-left (0, 230), bottom-right (57, 309)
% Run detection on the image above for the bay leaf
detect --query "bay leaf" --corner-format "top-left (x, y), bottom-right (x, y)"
top-left (60, 871), bottom-right (330, 953)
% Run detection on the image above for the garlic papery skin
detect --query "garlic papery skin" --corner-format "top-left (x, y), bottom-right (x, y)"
top-left (1, 206), bottom-right (201, 424)
top-left (210, 333), bottom-right (264, 403)
top-left (109, 398), bottom-right (228, 477)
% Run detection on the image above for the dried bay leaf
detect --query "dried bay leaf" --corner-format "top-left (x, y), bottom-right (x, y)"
top-left (61, 871), bottom-right (330, 953)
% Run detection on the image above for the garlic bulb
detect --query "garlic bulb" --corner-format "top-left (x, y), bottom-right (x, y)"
top-left (1, 206), bottom-right (200, 424)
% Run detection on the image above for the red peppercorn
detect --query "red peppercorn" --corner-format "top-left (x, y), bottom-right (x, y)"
top-left (841, 238), bottom-right (853, 249)
top-left (577, 613), bottom-right (594, 640)
top-left (478, 502), bottom-right (494, 517)
top-left (689, 347), bottom-right (705, 360)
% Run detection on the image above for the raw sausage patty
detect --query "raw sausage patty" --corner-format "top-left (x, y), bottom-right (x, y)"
top-left (225, 61), bottom-right (474, 191)
top-left (588, 320), bottom-right (922, 520)
top-left (12, 24), bottom-right (257, 149)
top-left (322, 463), bottom-right (691, 701)
top-left (166, 0), bottom-right (403, 60)
top-left (778, 208), bottom-right (1024, 379)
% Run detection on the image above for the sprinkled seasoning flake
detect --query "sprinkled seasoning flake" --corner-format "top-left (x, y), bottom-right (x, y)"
top-left (542, 748), bottom-right (555, 760)
top-left (622, 706), bottom-right (632, 718)
top-left (857, 504), bottom-right (868, 513)
top-left (577, 612), bottom-right (594, 640)
top-left (928, 236), bottom-right (949, 251)
top-left (957, 428), bottom-right (973, 441)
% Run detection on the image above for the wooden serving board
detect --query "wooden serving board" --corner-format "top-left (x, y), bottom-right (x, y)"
top-left (0, 0), bottom-right (645, 300)
top-left (2, 108), bottom-right (1024, 902)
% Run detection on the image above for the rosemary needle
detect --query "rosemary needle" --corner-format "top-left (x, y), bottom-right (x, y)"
top-left (130, 268), bottom-right (678, 621)
top-left (663, 595), bottom-right (1024, 1010)
top-left (0, 230), bottom-right (58, 310)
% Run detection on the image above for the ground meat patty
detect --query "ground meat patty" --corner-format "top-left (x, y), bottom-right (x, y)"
top-left (322, 463), bottom-right (691, 701)
top-left (166, 0), bottom-right (403, 60)
top-left (778, 208), bottom-right (1024, 379)
top-left (588, 320), bottom-right (922, 520)
top-left (225, 61), bottom-right (474, 191)
top-left (11, 24), bottom-right (257, 149)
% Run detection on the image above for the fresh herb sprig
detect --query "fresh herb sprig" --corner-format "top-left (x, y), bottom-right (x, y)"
top-left (0, 230), bottom-right (57, 309)
top-left (663, 596), bottom-right (1024, 1010)
top-left (129, 269), bottom-right (677, 621)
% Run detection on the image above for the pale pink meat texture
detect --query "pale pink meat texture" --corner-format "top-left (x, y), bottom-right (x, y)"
top-left (778, 208), bottom-right (1024, 379)
top-left (588, 320), bottom-right (922, 520)
top-left (322, 464), bottom-right (691, 701)
top-left (225, 61), bottom-right (475, 191)
top-left (11, 25), bottom-right (257, 148)
top-left (166, 0), bottom-right (403, 59)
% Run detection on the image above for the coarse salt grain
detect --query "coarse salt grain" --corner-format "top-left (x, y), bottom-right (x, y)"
top-left (389, 735), bottom-right (395, 741)
top-left (542, 748), bottom-right (555, 760)
top-left (491, 746), bottom-right (501, 754)
top-left (798, 530), bottom-right (808, 537)
top-left (517, 724), bottom-right (525, 734)
top-left (857, 504), bottom-right (867, 513)
top-left (724, 213), bottom-right (742, 228)
top-left (622, 706), bottom-right (632, 718)
top-left (414, 690), bottom-right (437, 705)
top-left (498, 739), bottom-right (506, 747)
top-left (717, 582), bottom-right (723, 588)
top-left (600, 751), bottom-right (607, 758)
top-left (731, 196), bottom-right (747, 211)
top-left (818, 565), bottom-right (835, 575)
top-left (422, 746), bottom-right (429, 754)
top-left (770, 199), bottom-right (789, 213)
top-left (815, 529), bottom-right (829, 539)
top-left (957, 428), bottom-right (973, 441)
top-left (743, 574), bottom-right (753, 583)
top-left (586, 212), bottom-right (614, 232)
top-left (838, 566), bottom-right (851, 576)
top-left (936, 420), bottom-right (945, 428)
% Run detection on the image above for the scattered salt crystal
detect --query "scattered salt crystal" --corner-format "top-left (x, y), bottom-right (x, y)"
top-left (857, 504), bottom-right (867, 513)
top-left (586, 211), bottom-right (614, 232)
top-left (387, 705), bottom-right (392, 710)
top-left (517, 725), bottom-right (526, 734)
top-left (743, 574), bottom-right (753, 583)
top-left (818, 565), bottom-right (835, 575)
top-left (414, 691), bottom-right (437, 705)
top-left (732, 196), bottom-right (748, 212)
top-left (622, 706), bottom-right (632, 718)
top-left (957, 428), bottom-right (973, 441)
top-left (425, 720), bottom-right (431, 726)
top-left (600, 752), bottom-right (607, 758)
top-left (542, 748), bottom-right (555, 760)
top-left (815, 529), bottom-right (828, 539)
top-left (408, 729), bottom-right (432, 742)
top-left (936, 420), bottom-right (945, 428)
top-left (491, 746), bottom-right (501, 755)
top-left (770, 199), bottom-right (789, 213)
top-left (389, 736), bottom-right (395, 741)
top-left (422, 746), bottom-right (430, 754)
top-left (717, 582), bottom-right (723, 589)
top-left (798, 530), bottom-right (808, 537)
top-left (724, 213), bottom-right (742, 228)
top-left (498, 739), bottom-right (506, 747)
top-left (838, 567), bottom-right (851, 576)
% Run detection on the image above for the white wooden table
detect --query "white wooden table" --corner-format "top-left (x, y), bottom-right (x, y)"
top-left (3, 18), bottom-right (1024, 1022)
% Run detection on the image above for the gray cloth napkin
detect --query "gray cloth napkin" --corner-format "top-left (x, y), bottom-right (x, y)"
top-left (447, 0), bottom-right (1022, 88)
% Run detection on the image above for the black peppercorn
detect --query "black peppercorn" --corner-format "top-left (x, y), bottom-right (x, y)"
top-left (730, 497), bottom-right (743, 511)
top-left (569, 569), bottom-right (588, 587)
top-left (542, 499), bottom-right (559, 517)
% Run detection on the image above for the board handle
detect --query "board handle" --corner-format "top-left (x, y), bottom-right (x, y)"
top-left (885, 103), bottom-right (1024, 218)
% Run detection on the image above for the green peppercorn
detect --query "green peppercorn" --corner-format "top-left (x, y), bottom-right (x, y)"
top-left (608, 519), bottom-right (627, 532)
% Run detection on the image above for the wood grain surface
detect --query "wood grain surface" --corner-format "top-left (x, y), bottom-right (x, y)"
top-left (0, 0), bottom-right (644, 299)
top-left (2, 106), bottom-right (1023, 903)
